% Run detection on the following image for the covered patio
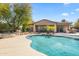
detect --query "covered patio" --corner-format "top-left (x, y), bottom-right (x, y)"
top-left (28, 19), bottom-right (71, 33)
top-left (32, 19), bottom-right (57, 32)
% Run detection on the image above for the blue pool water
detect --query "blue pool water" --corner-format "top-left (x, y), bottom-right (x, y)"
top-left (28, 35), bottom-right (79, 56)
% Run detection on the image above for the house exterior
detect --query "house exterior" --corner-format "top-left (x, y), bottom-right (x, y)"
top-left (29, 19), bottom-right (71, 33)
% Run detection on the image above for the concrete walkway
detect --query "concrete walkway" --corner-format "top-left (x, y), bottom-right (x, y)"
top-left (0, 35), bottom-right (45, 56)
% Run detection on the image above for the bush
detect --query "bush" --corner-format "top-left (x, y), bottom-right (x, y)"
top-left (0, 23), bottom-right (12, 33)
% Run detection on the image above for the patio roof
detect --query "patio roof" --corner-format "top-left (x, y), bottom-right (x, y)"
top-left (32, 19), bottom-right (59, 25)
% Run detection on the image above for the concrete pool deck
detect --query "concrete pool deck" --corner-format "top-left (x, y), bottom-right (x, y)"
top-left (54, 33), bottom-right (79, 39)
top-left (0, 35), bottom-right (45, 56)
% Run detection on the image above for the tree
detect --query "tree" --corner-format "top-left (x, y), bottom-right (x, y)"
top-left (0, 3), bottom-right (13, 32)
top-left (13, 3), bottom-right (32, 32)
top-left (0, 3), bottom-right (32, 32)
top-left (60, 19), bottom-right (71, 32)
top-left (0, 4), bottom-right (11, 25)
top-left (74, 18), bottom-right (79, 29)
top-left (61, 19), bottom-right (66, 22)
top-left (61, 19), bottom-right (71, 26)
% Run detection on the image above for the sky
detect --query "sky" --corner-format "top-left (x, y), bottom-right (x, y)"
top-left (32, 3), bottom-right (79, 22)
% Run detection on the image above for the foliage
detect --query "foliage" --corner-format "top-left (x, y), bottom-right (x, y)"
top-left (13, 3), bottom-right (32, 32)
top-left (74, 19), bottom-right (79, 29)
top-left (0, 23), bottom-right (11, 33)
top-left (47, 25), bottom-right (56, 31)
top-left (0, 3), bottom-right (12, 27)
top-left (0, 3), bottom-right (32, 32)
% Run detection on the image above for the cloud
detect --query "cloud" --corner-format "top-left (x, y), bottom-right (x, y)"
top-left (71, 12), bottom-right (75, 14)
top-left (61, 13), bottom-right (69, 16)
top-left (75, 8), bottom-right (79, 12)
top-left (63, 3), bottom-right (70, 6)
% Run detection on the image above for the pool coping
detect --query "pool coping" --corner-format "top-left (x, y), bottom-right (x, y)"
top-left (26, 33), bottom-right (79, 40)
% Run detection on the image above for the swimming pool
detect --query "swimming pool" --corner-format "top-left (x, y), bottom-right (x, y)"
top-left (28, 35), bottom-right (79, 56)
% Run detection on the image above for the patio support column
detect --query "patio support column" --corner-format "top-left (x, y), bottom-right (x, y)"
top-left (33, 24), bottom-right (36, 32)
top-left (54, 24), bottom-right (57, 32)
